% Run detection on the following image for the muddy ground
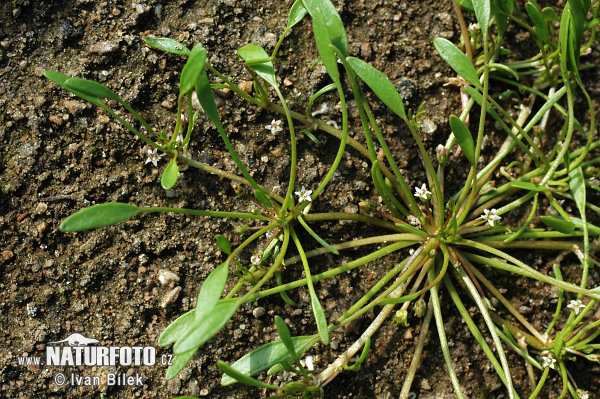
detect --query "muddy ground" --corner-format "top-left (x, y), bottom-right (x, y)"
top-left (1, 0), bottom-right (599, 398)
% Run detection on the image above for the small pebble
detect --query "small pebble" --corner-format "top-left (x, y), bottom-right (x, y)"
top-left (160, 286), bottom-right (182, 308)
top-left (34, 202), bottom-right (48, 214)
top-left (89, 41), bottom-right (119, 55)
top-left (158, 269), bottom-right (180, 286)
top-left (239, 80), bottom-right (254, 94)
top-left (252, 306), bottom-right (265, 318)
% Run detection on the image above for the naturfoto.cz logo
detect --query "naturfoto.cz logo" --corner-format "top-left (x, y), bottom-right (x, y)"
top-left (45, 333), bottom-right (157, 367)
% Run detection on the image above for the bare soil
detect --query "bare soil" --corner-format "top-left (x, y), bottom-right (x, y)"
top-left (1, 1), bottom-right (599, 399)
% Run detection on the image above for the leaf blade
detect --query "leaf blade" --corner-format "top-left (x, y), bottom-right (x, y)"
top-left (346, 56), bottom-right (406, 120)
top-left (237, 44), bottom-right (277, 87)
top-left (143, 36), bottom-right (191, 56)
top-left (433, 38), bottom-right (481, 89)
top-left (220, 336), bottom-right (318, 386)
top-left (60, 203), bottom-right (141, 232)
top-left (196, 263), bottom-right (229, 319)
top-left (158, 309), bottom-right (196, 346)
top-left (161, 157), bottom-right (180, 189)
top-left (180, 44), bottom-right (207, 95)
top-left (449, 116), bottom-right (475, 165)
top-left (174, 299), bottom-right (239, 354)
top-left (472, 0), bottom-right (491, 32)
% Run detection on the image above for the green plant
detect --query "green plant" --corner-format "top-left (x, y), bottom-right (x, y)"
top-left (45, 0), bottom-right (600, 397)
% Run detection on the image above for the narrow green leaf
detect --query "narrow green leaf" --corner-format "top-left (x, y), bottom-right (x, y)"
top-left (541, 7), bottom-right (560, 22)
top-left (174, 299), bottom-right (239, 354)
top-left (196, 70), bottom-right (263, 194)
top-left (509, 181), bottom-right (550, 192)
top-left (303, 0), bottom-right (348, 56)
top-left (472, 0), bottom-right (491, 32)
top-left (394, 222), bottom-right (428, 237)
top-left (60, 203), bottom-right (141, 232)
top-left (216, 235), bottom-right (232, 255)
top-left (274, 316), bottom-right (299, 363)
top-left (161, 157), bottom-right (180, 189)
top-left (496, 0), bottom-right (514, 14)
top-left (302, 0), bottom-right (342, 84)
top-left (287, 0), bottom-right (308, 30)
top-left (180, 44), bottom-right (207, 95)
top-left (44, 70), bottom-right (104, 106)
top-left (346, 56), bottom-right (406, 120)
top-left (65, 77), bottom-right (121, 102)
top-left (143, 36), bottom-right (191, 56)
top-left (221, 336), bottom-right (317, 386)
top-left (158, 309), bottom-right (196, 346)
top-left (166, 349), bottom-right (198, 380)
top-left (449, 116), bottom-right (475, 165)
top-left (309, 290), bottom-right (329, 345)
top-left (196, 263), bottom-right (229, 319)
top-left (569, 166), bottom-right (586, 215)
top-left (254, 188), bottom-right (273, 208)
top-left (458, 0), bottom-right (474, 12)
top-left (298, 217), bottom-right (339, 254)
top-left (433, 38), bottom-right (481, 89)
top-left (526, 2), bottom-right (550, 44)
top-left (540, 216), bottom-right (576, 234)
top-left (301, 129), bottom-right (321, 144)
top-left (218, 360), bottom-right (281, 390)
top-left (237, 44), bottom-right (277, 87)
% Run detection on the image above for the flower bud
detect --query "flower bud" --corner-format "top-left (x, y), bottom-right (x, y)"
top-left (436, 144), bottom-right (448, 165)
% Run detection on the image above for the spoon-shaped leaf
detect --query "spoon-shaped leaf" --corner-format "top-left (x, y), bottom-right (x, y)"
top-left (143, 36), bottom-right (191, 56)
top-left (216, 235), bottom-right (232, 255)
top-left (158, 309), bottom-right (196, 346)
top-left (287, 0), bottom-right (308, 30)
top-left (161, 157), bottom-right (180, 189)
top-left (166, 349), bottom-right (198, 380)
top-left (221, 335), bottom-right (318, 386)
top-left (569, 166), bottom-right (586, 215)
top-left (44, 70), bottom-right (104, 106)
top-left (303, 0), bottom-right (348, 57)
top-left (237, 44), bottom-right (276, 87)
top-left (449, 116), bottom-right (475, 165)
top-left (433, 38), bottom-right (481, 89)
top-left (526, 2), bottom-right (550, 44)
top-left (472, 0), bottom-right (491, 33)
top-left (180, 44), bottom-right (207, 95)
top-left (218, 361), bottom-right (281, 389)
top-left (274, 316), bottom-right (300, 364)
top-left (65, 77), bottom-right (121, 102)
top-left (346, 56), bottom-right (406, 120)
top-left (60, 203), bottom-right (141, 232)
top-left (196, 263), bottom-right (229, 319)
top-left (540, 216), bottom-right (575, 234)
top-left (174, 299), bottom-right (239, 354)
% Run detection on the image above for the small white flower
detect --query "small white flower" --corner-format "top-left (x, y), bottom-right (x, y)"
top-left (295, 186), bottom-right (313, 203)
top-left (251, 254), bottom-right (262, 265)
top-left (145, 148), bottom-right (164, 167)
top-left (481, 208), bottom-right (501, 227)
top-left (414, 183), bottom-right (431, 201)
top-left (26, 303), bottom-right (37, 317)
top-left (265, 119), bottom-right (283, 134)
top-left (468, 22), bottom-right (480, 31)
top-left (541, 354), bottom-right (556, 369)
top-left (577, 389), bottom-right (590, 399)
top-left (176, 133), bottom-right (185, 146)
top-left (567, 299), bottom-right (586, 315)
